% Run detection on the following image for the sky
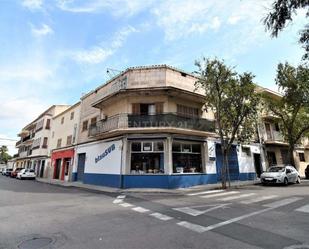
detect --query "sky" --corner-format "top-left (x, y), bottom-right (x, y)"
top-left (0, 0), bottom-right (307, 155)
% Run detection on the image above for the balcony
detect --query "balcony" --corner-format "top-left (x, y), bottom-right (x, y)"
top-left (89, 113), bottom-right (216, 137)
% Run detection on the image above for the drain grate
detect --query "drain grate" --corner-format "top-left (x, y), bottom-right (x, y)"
top-left (18, 237), bottom-right (53, 249)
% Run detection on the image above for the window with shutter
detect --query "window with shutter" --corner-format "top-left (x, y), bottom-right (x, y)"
top-left (132, 103), bottom-right (140, 114)
top-left (155, 102), bottom-right (164, 114)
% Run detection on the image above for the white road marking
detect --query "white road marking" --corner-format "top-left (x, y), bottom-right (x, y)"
top-left (173, 207), bottom-right (204, 216)
top-left (150, 212), bottom-right (173, 221)
top-left (218, 193), bottom-right (256, 201)
top-left (295, 204), bottom-right (309, 213)
top-left (201, 197), bottom-right (303, 232)
top-left (263, 197), bottom-right (303, 208)
top-left (187, 189), bottom-right (224, 196)
top-left (240, 195), bottom-right (278, 204)
top-left (200, 191), bottom-right (239, 198)
top-left (173, 204), bottom-right (229, 216)
top-left (132, 207), bottom-right (150, 213)
top-left (113, 199), bottom-right (123, 204)
top-left (116, 195), bottom-right (126, 199)
top-left (119, 202), bottom-right (134, 208)
top-left (177, 221), bottom-right (207, 233)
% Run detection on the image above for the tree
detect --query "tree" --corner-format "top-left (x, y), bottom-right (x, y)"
top-left (195, 58), bottom-right (260, 189)
top-left (0, 145), bottom-right (12, 164)
top-left (262, 62), bottom-right (309, 166)
top-left (264, 0), bottom-right (309, 60)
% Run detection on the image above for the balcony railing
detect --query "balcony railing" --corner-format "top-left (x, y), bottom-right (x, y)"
top-left (265, 130), bottom-right (284, 142)
top-left (89, 113), bottom-right (216, 137)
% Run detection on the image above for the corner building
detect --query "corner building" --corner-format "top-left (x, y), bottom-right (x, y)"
top-left (73, 65), bottom-right (258, 188)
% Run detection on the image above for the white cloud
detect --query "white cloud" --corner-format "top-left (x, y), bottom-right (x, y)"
top-left (57, 0), bottom-right (155, 16)
top-left (21, 0), bottom-right (43, 10)
top-left (31, 24), bottom-right (54, 37)
top-left (71, 26), bottom-right (138, 64)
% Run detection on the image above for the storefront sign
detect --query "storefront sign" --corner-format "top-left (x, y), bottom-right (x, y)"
top-left (95, 144), bottom-right (115, 163)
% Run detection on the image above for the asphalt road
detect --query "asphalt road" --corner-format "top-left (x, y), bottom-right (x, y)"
top-left (0, 175), bottom-right (308, 249)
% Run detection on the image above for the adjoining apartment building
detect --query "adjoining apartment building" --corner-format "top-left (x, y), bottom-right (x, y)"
top-left (258, 89), bottom-right (309, 177)
top-left (72, 65), bottom-right (259, 188)
top-left (49, 102), bottom-right (81, 182)
top-left (15, 105), bottom-right (71, 176)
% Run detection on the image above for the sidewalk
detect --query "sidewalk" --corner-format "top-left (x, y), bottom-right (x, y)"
top-left (36, 177), bottom-right (261, 194)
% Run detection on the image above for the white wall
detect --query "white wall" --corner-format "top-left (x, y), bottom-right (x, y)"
top-left (75, 139), bottom-right (123, 175)
top-left (237, 145), bottom-right (260, 173)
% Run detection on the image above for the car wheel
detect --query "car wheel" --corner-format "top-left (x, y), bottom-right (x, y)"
top-left (296, 176), bottom-right (301, 184)
top-left (284, 177), bottom-right (288, 186)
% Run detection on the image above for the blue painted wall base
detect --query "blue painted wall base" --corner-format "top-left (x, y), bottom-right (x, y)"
top-left (80, 172), bottom-right (256, 189)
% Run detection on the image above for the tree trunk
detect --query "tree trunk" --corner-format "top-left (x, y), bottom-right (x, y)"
top-left (221, 146), bottom-right (227, 189)
top-left (288, 145), bottom-right (295, 167)
top-left (225, 150), bottom-right (231, 188)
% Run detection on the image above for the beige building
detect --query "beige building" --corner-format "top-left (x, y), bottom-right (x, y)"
top-left (48, 102), bottom-right (81, 181)
top-left (258, 88), bottom-right (309, 177)
top-left (15, 105), bottom-right (71, 176)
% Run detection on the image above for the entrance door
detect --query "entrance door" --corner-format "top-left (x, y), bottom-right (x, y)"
top-left (54, 159), bottom-right (61, 179)
top-left (40, 160), bottom-right (45, 177)
top-left (267, 151), bottom-right (277, 166)
top-left (77, 153), bottom-right (86, 182)
top-left (253, 154), bottom-right (262, 177)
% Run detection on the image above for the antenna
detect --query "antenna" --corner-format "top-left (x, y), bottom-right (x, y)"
top-left (106, 68), bottom-right (121, 79)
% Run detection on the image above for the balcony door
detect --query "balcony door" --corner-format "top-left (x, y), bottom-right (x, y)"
top-left (265, 123), bottom-right (273, 140)
top-left (132, 103), bottom-right (163, 115)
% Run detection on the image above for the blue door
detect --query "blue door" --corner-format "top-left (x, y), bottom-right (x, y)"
top-left (216, 144), bottom-right (240, 181)
top-left (77, 153), bottom-right (86, 182)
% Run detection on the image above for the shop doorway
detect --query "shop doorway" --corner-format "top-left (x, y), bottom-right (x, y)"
top-left (77, 153), bottom-right (86, 182)
top-left (267, 151), bottom-right (277, 166)
top-left (253, 153), bottom-right (262, 177)
top-left (54, 159), bottom-right (61, 179)
top-left (40, 160), bottom-right (45, 178)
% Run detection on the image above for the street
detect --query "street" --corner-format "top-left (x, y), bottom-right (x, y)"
top-left (0, 176), bottom-right (308, 249)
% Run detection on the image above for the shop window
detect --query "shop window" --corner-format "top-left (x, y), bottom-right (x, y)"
top-left (299, 153), bottom-right (305, 162)
top-left (130, 141), bottom-right (164, 174)
top-left (82, 120), bottom-right (88, 132)
top-left (172, 142), bottom-right (202, 173)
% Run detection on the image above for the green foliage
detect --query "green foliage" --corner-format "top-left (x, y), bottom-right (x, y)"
top-left (262, 62), bottom-right (309, 165)
top-left (264, 0), bottom-right (309, 60)
top-left (0, 146), bottom-right (12, 164)
top-left (195, 58), bottom-right (260, 188)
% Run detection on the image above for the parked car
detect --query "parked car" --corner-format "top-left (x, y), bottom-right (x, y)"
top-left (261, 165), bottom-right (301, 185)
top-left (4, 169), bottom-right (13, 177)
top-left (17, 169), bottom-right (36, 180)
top-left (10, 168), bottom-right (23, 178)
top-left (305, 165), bottom-right (309, 179)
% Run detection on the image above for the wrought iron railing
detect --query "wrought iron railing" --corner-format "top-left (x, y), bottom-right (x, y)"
top-left (89, 113), bottom-right (215, 137)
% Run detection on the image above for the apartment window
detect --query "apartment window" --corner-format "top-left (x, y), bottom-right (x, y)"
top-left (90, 117), bottom-right (97, 125)
top-left (45, 119), bottom-right (50, 129)
top-left (66, 135), bottom-right (72, 146)
top-left (61, 117), bottom-right (64, 124)
top-left (82, 120), bottom-right (88, 132)
top-left (42, 137), bottom-right (48, 149)
top-left (57, 138), bottom-right (62, 148)
top-left (299, 153), bottom-right (305, 162)
top-left (36, 119), bottom-right (44, 131)
top-left (242, 146), bottom-right (251, 157)
top-left (177, 104), bottom-right (199, 118)
top-left (274, 123), bottom-right (280, 131)
top-left (70, 112), bottom-right (74, 120)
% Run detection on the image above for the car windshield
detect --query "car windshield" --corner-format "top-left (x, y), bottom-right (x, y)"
top-left (268, 167), bottom-right (285, 172)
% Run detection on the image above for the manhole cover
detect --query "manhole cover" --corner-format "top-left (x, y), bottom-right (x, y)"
top-left (18, 237), bottom-right (53, 249)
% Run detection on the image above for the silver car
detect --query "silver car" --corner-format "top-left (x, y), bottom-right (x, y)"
top-left (261, 165), bottom-right (301, 185)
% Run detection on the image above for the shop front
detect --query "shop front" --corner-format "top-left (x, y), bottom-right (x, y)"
top-left (51, 148), bottom-right (74, 181)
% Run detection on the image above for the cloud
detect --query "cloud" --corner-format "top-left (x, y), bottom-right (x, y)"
top-left (57, 0), bottom-right (154, 16)
top-left (21, 0), bottom-right (43, 10)
top-left (71, 26), bottom-right (138, 64)
top-left (31, 24), bottom-right (54, 37)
